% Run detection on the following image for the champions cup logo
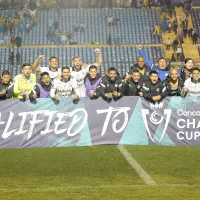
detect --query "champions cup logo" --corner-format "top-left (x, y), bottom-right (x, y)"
top-left (142, 101), bottom-right (171, 143)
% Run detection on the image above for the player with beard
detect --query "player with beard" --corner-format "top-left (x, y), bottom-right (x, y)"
top-left (32, 56), bottom-right (61, 80)
top-left (84, 65), bottom-right (102, 98)
top-left (70, 48), bottom-right (102, 97)
top-left (14, 63), bottom-right (36, 100)
top-left (50, 67), bottom-right (80, 99)
top-left (163, 68), bottom-right (184, 96)
top-left (126, 56), bottom-right (151, 82)
top-left (178, 58), bottom-right (193, 82)
top-left (138, 45), bottom-right (170, 80)
top-left (96, 67), bottom-right (124, 101)
top-left (141, 70), bottom-right (167, 103)
top-left (0, 70), bottom-right (14, 100)
top-left (124, 70), bottom-right (143, 96)
top-left (29, 72), bottom-right (52, 99)
top-left (182, 67), bottom-right (200, 97)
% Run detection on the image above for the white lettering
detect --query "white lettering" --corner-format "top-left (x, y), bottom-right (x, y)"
top-left (97, 107), bottom-right (130, 136)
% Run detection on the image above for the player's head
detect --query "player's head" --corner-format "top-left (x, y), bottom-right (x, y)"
top-left (61, 66), bottom-right (70, 80)
top-left (131, 69), bottom-right (140, 82)
top-left (136, 56), bottom-right (145, 69)
top-left (49, 56), bottom-right (58, 70)
top-left (1, 70), bottom-right (11, 84)
top-left (149, 70), bottom-right (159, 85)
top-left (108, 67), bottom-right (117, 81)
top-left (169, 68), bottom-right (178, 81)
top-left (184, 58), bottom-right (193, 70)
top-left (191, 67), bottom-right (200, 82)
top-left (72, 56), bottom-right (82, 71)
top-left (158, 57), bottom-right (167, 70)
top-left (40, 72), bottom-right (51, 86)
top-left (22, 63), bottom-right (32, 78)
top-left (89, 65), bottom-right (98, 79)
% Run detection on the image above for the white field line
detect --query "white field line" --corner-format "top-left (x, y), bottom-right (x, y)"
top-left (117, 145), bottom-right (157, 186)
top-left (0, 184), bottom-right (200, 192)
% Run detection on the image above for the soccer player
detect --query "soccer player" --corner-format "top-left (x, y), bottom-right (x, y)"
top-left (70, 48), bottom-right (102, 97)
top-left (84, 65), bottom-right (102, 98)
top-left (32, 56), bottom-right (61, 80)
top-left (138, 45), bottom-right (170, 80)
top-left (124, 69), bottom-right (143, 96)
top-left (29, 72), bottom-right (52, 99)
top-left (182, 67), bottom-right (200, 96)
top-left (0, 70), bottom-right (14, 100)
top-left (50, 66), bottom-right (80, 99)
top-left (141, 70), bottom-right (167, 103)
top-left (96, 67), bottom-right (124, 101)
top-left (14, 63), bottom-right (36, 100)
top-left (163, 68), bottom-right (184, 96)
top-left (178, 58), bottom-right (193, 82)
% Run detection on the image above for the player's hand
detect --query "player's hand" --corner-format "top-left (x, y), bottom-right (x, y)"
top-left (90, 90), bottom-right (95, 96)
top-left (113, 91), bottom-right (119, 97)
top-left (0, 89), bottom-right (6, 94)
top-left (106, 93), bottom-right (113, 98)
top-left (37, 55), bottom-right (45, 61)
top-left (139, 92), bottom-right (143, 97)
top-left (55, 93), bottom-right (60, 99)
top-left (138, 45), bottom-right (143, 51)
top-left (32, 94), bottom-right (37, 99)
top-left (72, 94), bottom-right (79, 99)
top-left (94, 48), bottom-right (101, 54)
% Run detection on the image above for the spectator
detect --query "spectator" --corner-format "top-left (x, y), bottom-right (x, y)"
top-left (80, 23), bottom-right (85, 33)
top-left (166, 37), bottom-right (171, 50)
top-left (176, 45), bottom-right (182, 60)
top-left (13, 63), bottom-right (36, 100)
top-left (173, 37), bottom-right (179, 51)
top-left (16, 50), bottom-right (21, 66)
top-left (153, 24), bottom-right (160, 35)
top-left (171, 53), bottom-right (176, 62)
top-left (192, 31), bottom-right (198, 45)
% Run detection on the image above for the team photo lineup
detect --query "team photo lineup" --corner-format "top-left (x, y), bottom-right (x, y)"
top-left (1, 0), bottom-right (200, 199)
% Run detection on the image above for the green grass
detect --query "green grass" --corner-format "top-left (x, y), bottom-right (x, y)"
top-left (126, 146), bottom-right (200, 184)
top-left (0, 146), bottom-right (200, 199)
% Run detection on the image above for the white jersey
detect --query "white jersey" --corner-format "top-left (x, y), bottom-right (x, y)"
top-left (50, 78), bottom-right (80, 98)
top-left (184, 78), bottom-right (200, 96)
top-left (70, 65), bottom-right (90, 97)
top-left (41, 67), bottom-right (61, 80)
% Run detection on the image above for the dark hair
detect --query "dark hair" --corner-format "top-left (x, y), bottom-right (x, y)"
top-left (108, 67), bottom-right (117, 73)
top-left (158, 57), bottom-right (167, 63)
top-left (22, 63), bottom-right (31, 69)
top-left (40, 72), bottom-right (50, 79)
top-left (62, 66), bottom-right (70, 72)
top-left (131, 69), bottom-right (140, 73)
top-left (2, 70), bottom-right (10, 76)
top-left (150, 70), bottom-right (158, 76)
top-left (89, 65), bottom-right (97, 71)
top-left (49, 56), bottom-right (58, 62)
top-left (192, 67), bottom-right (200, 73)
top-left (184, 58), bottom-right (193, 64)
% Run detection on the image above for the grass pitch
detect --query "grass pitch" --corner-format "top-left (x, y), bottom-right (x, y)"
top-left (0, 146), bottom-right (200, 200)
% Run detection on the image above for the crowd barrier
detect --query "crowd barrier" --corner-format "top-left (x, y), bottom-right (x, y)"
top-left (0, 96), bottom-right (199, 148)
